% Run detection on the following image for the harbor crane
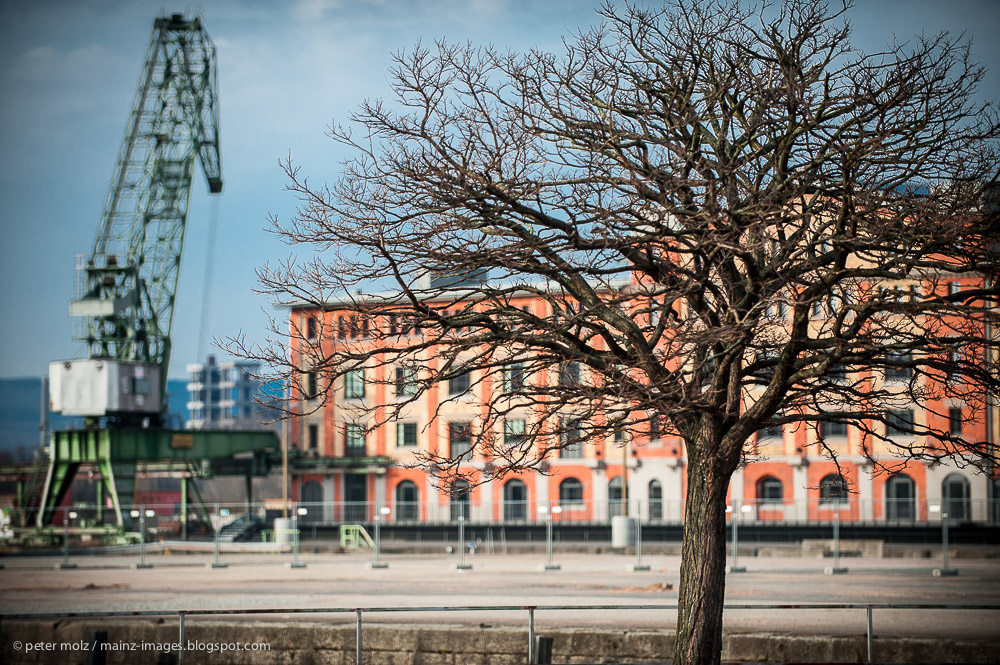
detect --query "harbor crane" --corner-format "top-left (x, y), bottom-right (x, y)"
top-left (38, 14), bottom-right (277, 530)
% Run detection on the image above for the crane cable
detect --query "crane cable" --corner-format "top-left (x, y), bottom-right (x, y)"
top-left (197, 195), bottom-right (221, 362)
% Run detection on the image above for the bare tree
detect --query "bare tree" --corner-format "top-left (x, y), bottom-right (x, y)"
top-left (232, 1), bottom-right (1000, 663)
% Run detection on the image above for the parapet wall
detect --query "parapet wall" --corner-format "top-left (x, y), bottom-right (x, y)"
top-left (3, 619), bottom-right (998, 664)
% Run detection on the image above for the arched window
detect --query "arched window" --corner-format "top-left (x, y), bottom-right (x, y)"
top-left (942, 473), bottom-right (971, 521)
top-left (503, 479), bottom-right (528, 521)
top-left (450, 479), bottom-right (470, 521)
top-left (819, 474), bottom-right (848, 504)
top-left (608, 476), bottom-right (629, 518)
top-left (648, 479), bottom-right (663, 521)
top-left (394, 481), bottom-right (419, 522)
top-left (885, 473), bottom-right (916, 521)
top-left (757, 476), bottom-right (784, 504)
top-left (559, 478), bottom-right (584, 506)
top-left (301, 481), bottom-right (323, 524)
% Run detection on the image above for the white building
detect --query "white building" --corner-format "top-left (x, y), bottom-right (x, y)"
top-left (186, 356), bottom-right (271, 430)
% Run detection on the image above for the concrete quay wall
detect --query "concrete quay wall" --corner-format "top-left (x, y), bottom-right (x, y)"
top-left (3, 619), bottom-right (998, 664)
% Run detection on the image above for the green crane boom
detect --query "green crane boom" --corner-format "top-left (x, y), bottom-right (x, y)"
top-left (65, 13), bottom-right (221, 425)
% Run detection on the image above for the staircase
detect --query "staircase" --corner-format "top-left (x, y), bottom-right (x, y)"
top-left (19, 451), bottom-right (51, 526)
top-left (217, 515), bottom-right (263, 543)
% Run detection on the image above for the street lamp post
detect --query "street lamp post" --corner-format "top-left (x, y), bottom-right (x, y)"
top-left (209, 504), bottom-right (228, 569)
top-left (628, 500), bottom-right (650, 572)
top-left (369, 505), bottom-right (391, 569)
top-left (539, 505), bottom-right (562, 571)
top-left (287, 505), bottom-right (307, 568)
top-left (824, 508), bottom-right (848, 575)
top-left (454, 510), bottom-right (472, 570)
top-left (931, 505), bottom-right (958, 576)
top-left (726, 503), bottom-right (747, 573)
top-left (131, 507), bottom-right (154, 569)
top-left (56, 509), bottom-right (78, 570)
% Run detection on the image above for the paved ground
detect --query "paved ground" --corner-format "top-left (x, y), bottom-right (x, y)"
top-left (1, 548), bottom-right (998, 642)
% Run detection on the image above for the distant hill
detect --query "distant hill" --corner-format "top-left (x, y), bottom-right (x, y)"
top-left (0, 377), bottom-right (189, 456)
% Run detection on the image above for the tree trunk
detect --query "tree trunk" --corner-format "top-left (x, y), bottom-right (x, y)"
top-left (673, 451), bottom-right (732, 665)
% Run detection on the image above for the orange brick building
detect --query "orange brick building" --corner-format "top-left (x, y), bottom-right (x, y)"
top-left (284, 275), bottom-right (997, 526)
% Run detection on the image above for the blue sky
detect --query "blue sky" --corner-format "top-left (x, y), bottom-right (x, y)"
top-left (1, 0), bottom-right (997, 379)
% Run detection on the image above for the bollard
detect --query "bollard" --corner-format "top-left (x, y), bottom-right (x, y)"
top-left (83, 629), bottom-right (108, 665)
top-left (536, 635), bottom-right (554, 664)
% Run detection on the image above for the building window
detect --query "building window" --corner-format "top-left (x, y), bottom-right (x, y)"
top-left (344, 369), bottom-right (365, 399)
top-left (819, 420), bottom-right (848, 438)
top-left (648, 479), bottom-right (663, 520)
top-left (345, 423), bottom-right (366, 458)
top-left (942, 473), bottom-right (971, 520)
top-left (503, 479), bottom-right (528, 521)
top-left (560, 418), bottom-right (584, 458)
top-left (885, 351), bottom-right (913, 381)
top-left (449, 421), bottom-right (472, 457)
top-left (757, 476), bottom-right (784, 503)
top-left (947, 348), bottom-right (961, 382)
top-left (305, 372), bottom-right (318, 399)
top-left (559, 361), bottom-right (581, 386)
top-left (948, 406), bottom-right (963, 437)
top-left (397, 422), bottom-right (418, 448)
top-left (503, 362), bottom-right (527, 392)
top-left (301, 481), bottom-right (323, 524)
top-left (449, 370), bottom-right (471, 396)
top-left (559, 478), bottom-right (584, 506)
top-left (395, 366), bottom-right (418, 397)
top-left (885, 473), bottom-right (915, 521)
top-left (395, 481), bottom-right (419, 521)
top-left (757, 421), bottom-right (783, 441)
top-left (819, 474), bottom-right (849, 504)
top-left (828, 363), bottom-right (848, 381)
top-left (504, 419), bottom-right (527, 449)
top-left (608, 476), bottom-right (628, 516)
top-left (649, 413), bottom-right (661, 441)
top-left (306, 316), bottom-right (318, 341)
top-left (337, 316), bottom-right (347, 339)
top-left (887, 409), bottom-right (914, 436)
top-left (307, 424), bottom-right (319, 452)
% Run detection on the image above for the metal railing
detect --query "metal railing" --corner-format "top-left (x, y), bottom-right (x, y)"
top-left (9, 495), bottom-right (1000, 532)
top-left (4, 603), bottom-right (997, 665)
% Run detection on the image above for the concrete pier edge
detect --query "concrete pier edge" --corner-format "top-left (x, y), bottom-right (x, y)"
top-left (3, 618), bottom-right (999, 664)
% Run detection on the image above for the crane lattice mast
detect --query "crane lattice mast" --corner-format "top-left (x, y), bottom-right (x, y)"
top-left (67, 14), bottom-right (222, 424)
